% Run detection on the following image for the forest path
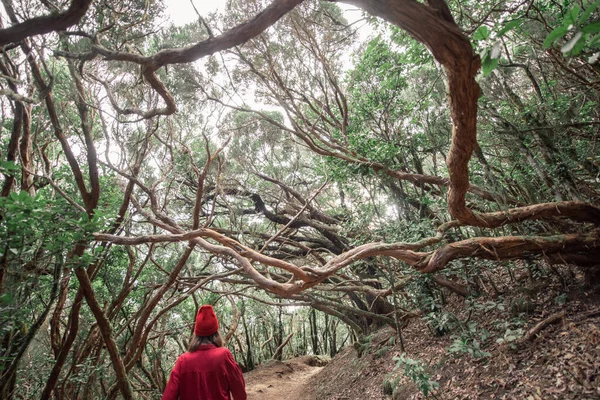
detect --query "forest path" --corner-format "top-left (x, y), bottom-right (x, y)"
top-left (244, 356), bottom-right (326, 400)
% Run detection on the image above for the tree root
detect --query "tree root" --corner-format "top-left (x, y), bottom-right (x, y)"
top-left (520, 311), bottom-right (565, 342)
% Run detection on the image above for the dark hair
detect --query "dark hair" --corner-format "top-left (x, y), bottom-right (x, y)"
top-left (188, 331), bottom-right (224, 352)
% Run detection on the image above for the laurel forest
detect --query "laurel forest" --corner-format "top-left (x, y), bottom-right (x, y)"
top-left (0, 0), bottom-right (599, 399)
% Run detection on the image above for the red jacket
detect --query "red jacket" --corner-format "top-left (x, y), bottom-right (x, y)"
top-left (162, 344), bottom-right (246, 400)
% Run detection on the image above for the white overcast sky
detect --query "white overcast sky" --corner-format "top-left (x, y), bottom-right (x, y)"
top-left (165, 0), bottom-right (368, 31)
top-left (165, 0), bottom-right (227, 25)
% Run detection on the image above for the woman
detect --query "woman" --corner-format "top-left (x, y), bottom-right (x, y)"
top-left (162, 305), bottom-right (247, 400)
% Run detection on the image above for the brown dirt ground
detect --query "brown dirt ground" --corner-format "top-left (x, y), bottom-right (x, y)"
top-left (244, 355), bottom-right (328, 400)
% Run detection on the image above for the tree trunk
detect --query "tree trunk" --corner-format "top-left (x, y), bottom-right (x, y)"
top-left (241, 303), bottom-right (255, 371)
top-left (310, 308), bottom-right (319, 355)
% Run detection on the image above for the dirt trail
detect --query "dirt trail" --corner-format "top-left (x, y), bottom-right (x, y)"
top-left (244, 356), bottom-right (326, 400)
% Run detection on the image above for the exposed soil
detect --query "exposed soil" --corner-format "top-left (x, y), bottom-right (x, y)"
top-left (244, 355), bottom-right (328, 400)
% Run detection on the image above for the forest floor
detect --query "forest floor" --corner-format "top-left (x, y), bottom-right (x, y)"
top-left (244, 355), bottom-right (328, 400)
top-left (246, 264), bottom-right (600, 399)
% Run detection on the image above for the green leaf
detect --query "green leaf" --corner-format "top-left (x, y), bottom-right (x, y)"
top-left (564, 5), bottom-right (581, 28)
top-left (544, 26), bottom-right (569, 48)
top-left (482, 54), bottom-right (499, 76)
top-left (0, 161), bottom-right (19, 173)
top-left (579, 0), bottom-right (600, 25)
top-left (473, 26), bottom-right (490, 41)
top-left (0, 293), bottom-right (14, 305)
top-left (589, 33), bottom-right (600, 48)
top-left (498, 19), bottom-right (522, 36)
top-left (582, 22), bottom-right (600, 34)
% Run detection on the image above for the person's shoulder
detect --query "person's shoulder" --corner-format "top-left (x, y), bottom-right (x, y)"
top-left (177, 351), bottom-right (195, 362)
top-left (211, 346), bottom-right (234, 359)
top-left (213, 346), bottom-right (232, 355)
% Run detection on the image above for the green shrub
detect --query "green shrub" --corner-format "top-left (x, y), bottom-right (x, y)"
top-left (393, 354), bottom-right (439, 397)
top-left (375, 345), bottom-right (390, 359)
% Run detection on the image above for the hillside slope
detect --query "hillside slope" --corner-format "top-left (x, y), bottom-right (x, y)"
top-left (304, 268), bottom-right (600, 399)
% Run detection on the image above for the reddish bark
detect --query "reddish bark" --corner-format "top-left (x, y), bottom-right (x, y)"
top-left (338, 0), bottom-right (481, 225)
top-left (339, 0), bottom-right (600, 231)
top-left (41, 290), bottom-right (84, 400)
top-left (74, 265), bottom-right (133, 399)
top-left (417, 232), bottom-right (600, 273)
top-left (0, 0), bottom-right (93, 46)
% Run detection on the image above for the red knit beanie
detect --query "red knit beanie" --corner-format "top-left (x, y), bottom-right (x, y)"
top-left (194, 305), bottom-right (219, 336)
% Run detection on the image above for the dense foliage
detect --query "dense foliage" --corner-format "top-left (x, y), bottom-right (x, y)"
top-left (0, 0), bottom-right (598, 398)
